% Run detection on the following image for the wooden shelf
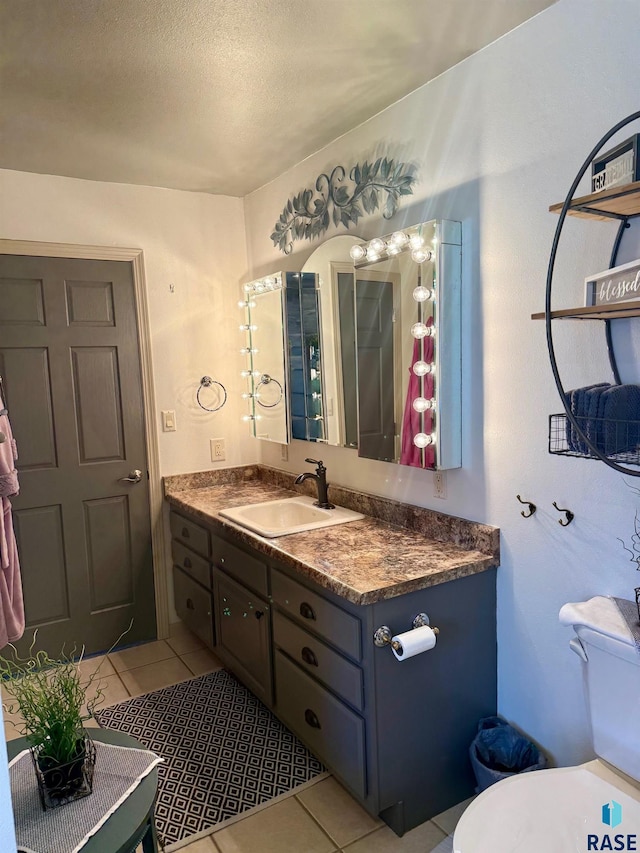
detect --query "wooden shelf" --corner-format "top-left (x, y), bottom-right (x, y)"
top-left (549, 180), bottom-right (640, 221)
top-left (532, 300), bottom-right (640, 320)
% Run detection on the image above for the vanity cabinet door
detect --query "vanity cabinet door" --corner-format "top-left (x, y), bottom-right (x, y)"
top-left (173, 566), bottom-right (214, 649)
top-left (213, 568), bottom-right (273, 706)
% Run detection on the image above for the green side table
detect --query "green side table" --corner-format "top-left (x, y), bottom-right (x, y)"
top-left (8, 727), bottom-right (159, 853)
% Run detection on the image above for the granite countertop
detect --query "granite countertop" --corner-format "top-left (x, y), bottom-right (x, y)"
top-left (164, 466), bottom-right (499, 606)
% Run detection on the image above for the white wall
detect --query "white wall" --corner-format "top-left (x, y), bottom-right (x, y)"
top-left (0, 168), bottom-right (256, 476)
top-left (243, 0), bottom-right (640, 767)
top-left (0, 169), bottom-right (256, 624)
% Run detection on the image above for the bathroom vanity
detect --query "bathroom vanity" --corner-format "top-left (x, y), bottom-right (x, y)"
top-left (164, 466), bottom-right (499, 836)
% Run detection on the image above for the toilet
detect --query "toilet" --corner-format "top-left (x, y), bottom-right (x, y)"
top-left (453, 596), bottom-right (640, 852)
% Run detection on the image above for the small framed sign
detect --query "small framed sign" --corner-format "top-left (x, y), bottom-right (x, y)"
top-left (591, 134), bottom-right (640, 193)
top-left (585, 258), bottom-right (640, 308)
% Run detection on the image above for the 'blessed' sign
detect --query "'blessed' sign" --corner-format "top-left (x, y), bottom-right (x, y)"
top-left (585, 258), bottom-right (640, 308)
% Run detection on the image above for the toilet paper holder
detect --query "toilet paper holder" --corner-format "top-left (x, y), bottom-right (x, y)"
top-left (373, 613), bottom-right (440, 650)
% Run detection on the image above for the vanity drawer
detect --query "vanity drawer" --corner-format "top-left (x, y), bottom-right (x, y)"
top-left (173, 566), bottom-right (214, 649)
top-left (171, 540), bottom-right (211, 590)
top-left (275, 650), bottom-right (366, 799)
top-left (170, 511), bottom-right (211, 558)
top-left (211, 533), bottom-right (268, 597)
top-left (273, 611), bottom-right (363, 711)
top-left (271, 569), bottom-right (361, 661)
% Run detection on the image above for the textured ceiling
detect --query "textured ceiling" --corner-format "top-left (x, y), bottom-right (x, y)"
top-left (0, 0), bottom-right (556, 196)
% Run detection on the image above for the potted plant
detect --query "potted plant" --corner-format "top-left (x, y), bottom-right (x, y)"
top-left (0, 633), bottom-right (106, 810)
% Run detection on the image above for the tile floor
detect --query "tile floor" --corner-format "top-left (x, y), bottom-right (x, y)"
top-left (3, 623), bottom-right (473, 852)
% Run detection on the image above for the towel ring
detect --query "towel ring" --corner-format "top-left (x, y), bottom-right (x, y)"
top-left (255, 374), bottom-right (283, 408)
top-left (197, 376), bottom-right (227, 412)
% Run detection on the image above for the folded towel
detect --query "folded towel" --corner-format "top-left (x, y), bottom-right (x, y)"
top-left (597, 384), bottom-right (640, 455)
top-left (559, 595), bottom-right (637, 653)
top-left (565, 383), bottom-right (610, 452)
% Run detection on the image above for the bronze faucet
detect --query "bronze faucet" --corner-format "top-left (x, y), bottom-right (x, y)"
top-left (294, 458), bottom-right (335, 509)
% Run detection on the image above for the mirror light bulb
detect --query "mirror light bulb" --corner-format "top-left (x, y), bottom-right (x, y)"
top-left (413, 432), bottom-right (435, 448)
top-left (411, 248), bottom-right (433, 264)
top-left (350, 244), bottom-right (366, 261)
top-left (413, 285), bottom-right (435, 302)
top-left (413, 361), bottom-right (435, 376)
top-left (369, 238), bottom-right (386, 254)
top-left (409, 233), bottom-right (424, 250)
top-left (411, 322), bottom-right (428, 339)
top-left (412, 398), bottom-right (428, 413)
top-left (390, 230), bottom-right (409, 248)
top-left (412, 397), bottom-right (436, 413)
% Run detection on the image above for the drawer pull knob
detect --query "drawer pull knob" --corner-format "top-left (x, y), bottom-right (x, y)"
top-left (186, 598), bottom-right (195, 610)
top-left (183, 557), bottom-right (192, 569)
top-left (300, 602), bottom-right (316, 621)
top-left (255, 610), bottom-right (264, 620)
top-left (304, 708), bottom-right (321, 729)
top-left (182, 527), bottom-right (190, 538)
top-left (301, 646), bottom-right (318, 667)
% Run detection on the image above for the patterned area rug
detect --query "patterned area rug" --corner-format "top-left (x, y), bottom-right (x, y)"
top-left (95, 669), bottom-right (326, 848)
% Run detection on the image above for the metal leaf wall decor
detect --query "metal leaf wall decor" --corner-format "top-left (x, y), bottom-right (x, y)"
top-left (270, 157), bottom-right (417, 254)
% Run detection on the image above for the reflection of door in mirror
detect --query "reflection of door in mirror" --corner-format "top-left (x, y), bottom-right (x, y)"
top-left (355, 271), bottom-right (401, 462)
top-left (334, 267), bottom-right (358, 448)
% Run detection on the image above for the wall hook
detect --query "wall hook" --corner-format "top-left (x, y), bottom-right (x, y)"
top-left (552, 501), bottom-right (574, 526)
top-left (516, 495), bottom-right (536, 518)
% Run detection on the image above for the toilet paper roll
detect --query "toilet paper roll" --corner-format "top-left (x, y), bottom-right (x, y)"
top-left (392, 624), bottom-right (437, 661)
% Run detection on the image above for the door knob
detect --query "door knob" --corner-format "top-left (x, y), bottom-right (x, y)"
top-left (120, 469), bottom-right (143, 483)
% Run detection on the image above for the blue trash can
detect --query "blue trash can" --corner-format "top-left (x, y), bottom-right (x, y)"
top-left (469, 716), bottom-right (547, 792)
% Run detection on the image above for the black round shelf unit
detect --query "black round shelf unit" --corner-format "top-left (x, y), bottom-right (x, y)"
top-left (545, 110), bottom-right (640, 476)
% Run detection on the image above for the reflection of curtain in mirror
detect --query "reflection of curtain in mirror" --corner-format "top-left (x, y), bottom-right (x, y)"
top-left (400, 317), bottom-right (434, 468)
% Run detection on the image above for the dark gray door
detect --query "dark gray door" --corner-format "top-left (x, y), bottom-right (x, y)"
top-left (356, 278), bottom-right (395, 462)
top-left (337, 271), bottom-right (358, 448)
top-left (0, 254), bottom-right (156, 656)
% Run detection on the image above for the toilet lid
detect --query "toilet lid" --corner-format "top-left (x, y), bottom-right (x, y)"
top-left (453, 763), bottom-right (640, 853)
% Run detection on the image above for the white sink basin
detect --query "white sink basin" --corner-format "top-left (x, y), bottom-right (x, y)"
top-left (219, 495), bottom-right (364, 538)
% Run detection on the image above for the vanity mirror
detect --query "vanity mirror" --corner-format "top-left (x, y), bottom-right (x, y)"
top-left (351, 220), bottom-right (461, 470)
top-left (240, 220), bottom-right (461, 470)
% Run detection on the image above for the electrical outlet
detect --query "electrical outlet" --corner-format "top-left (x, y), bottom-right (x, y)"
top-left (434, 470), bottom-right (447, 500)
top-left (280, 444), bottom-right (288, 462)
top-left (210, 438), bottom-right (225, 462)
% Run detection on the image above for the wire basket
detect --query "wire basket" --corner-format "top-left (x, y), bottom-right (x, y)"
top-left (549, 413), bottom-right (640, 465)
top-left (31, 731), bottom-right (96, 810)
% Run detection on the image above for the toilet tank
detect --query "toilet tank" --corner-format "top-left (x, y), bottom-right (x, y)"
top-left (562, 597), bottom-right (640, 782)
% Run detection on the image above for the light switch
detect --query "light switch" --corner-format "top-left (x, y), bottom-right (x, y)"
top-left (162, 410), bottom-right (177, 432)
